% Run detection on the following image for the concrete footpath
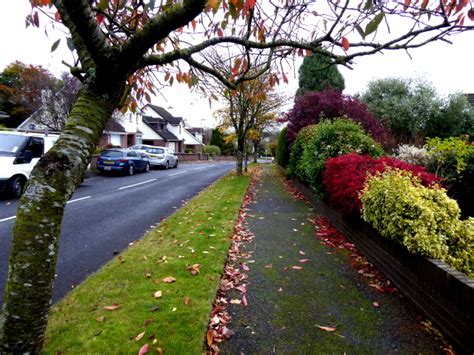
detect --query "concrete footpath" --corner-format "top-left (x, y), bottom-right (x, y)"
top-left (220, 165), bottom-right (449, 354)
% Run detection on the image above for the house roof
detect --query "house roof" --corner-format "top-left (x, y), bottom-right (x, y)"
top-left (142, 116), bottom-right (180, 141)
top-left (105, 120), bottom-right (126, 132)
top-left (187, 127), bottom-right (204, 134)
top-left (147, 105), bottom-right (182, 125)
top-left (467, 94), bottom-right (474, 106)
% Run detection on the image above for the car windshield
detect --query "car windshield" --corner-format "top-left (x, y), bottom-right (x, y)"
top-left (146, 148), bottom-right (164, 154)
top-left (100, 150), bottom-right (124, 158)
top-left (0, 134), bottom-right (27, 156)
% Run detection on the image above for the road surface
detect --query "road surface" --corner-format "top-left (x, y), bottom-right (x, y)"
top-left (0, 162), bottom-right (235, 304)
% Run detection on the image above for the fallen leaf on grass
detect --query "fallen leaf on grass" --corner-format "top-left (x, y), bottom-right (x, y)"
top-left (104, 304), bottom-right (120, 311)
top-left (183, 296), bottom-right (191, 305)
top-left (372, 302), bottom-right (380, 308)
top-left (96, 316), bottom-right (105, 322)
top-left (135, 331), bottom-right (146, 341)
top-left (149, 305), bottom-right (160, 312)
top-left (187, 264), bottom-right (200, 275)
top-left (299, 259), bottom-right (309, 263)
top-left (291, 266), bottom-right (303, 270)
top-left (156, 347), bottom-right (164, 355)
top-left (316, 325), bottom-right (337, 332)
top-left (278, 287), bottom-right (283, 292)
top-left (154, 291), bottom-right (162, 299)
top-left (138, 344), bottom-right (149, 354)
top-left (163, 276), bottom-right (176, 283)
top-left (299, 250), bottom-right (306, 255)
top-left (143, 319), bottom-right (154, 326)
top-left (264, 264), bottom-right (273, 269)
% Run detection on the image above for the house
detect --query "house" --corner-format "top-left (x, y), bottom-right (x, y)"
top-left (138, 104), bottom-right (204, 153)
top-left (17, 102), bottom-right (204, 153)
top-left (467, 94), bottom-right (474, 106)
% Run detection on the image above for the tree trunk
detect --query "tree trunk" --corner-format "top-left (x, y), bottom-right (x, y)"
top-left (235, 137), bottom-right (245, 176)
top-left (0, 82), bottom-right (121, 353)
top-left (253, 141), bottom-right (259, 163)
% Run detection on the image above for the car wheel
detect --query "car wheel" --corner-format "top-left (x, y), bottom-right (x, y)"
top-left (165, 161), bottom-right (169, 170)
top-left (128, 164), bottom-right (135, 176)
top-left (174, 160), bottom-right (179, 168)
top-left (9, 176), bottom-right (26, 198)
top-left (144, 163), bottom-right (150, 173)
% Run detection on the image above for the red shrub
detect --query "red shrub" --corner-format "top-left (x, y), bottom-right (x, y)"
top-left (285, 89), bottom-right (391, 146)
top-left (323, 153), bottom-right (440, 215)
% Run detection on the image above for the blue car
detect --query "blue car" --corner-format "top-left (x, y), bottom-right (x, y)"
top-left (96, 149), bottom-right (150, 175)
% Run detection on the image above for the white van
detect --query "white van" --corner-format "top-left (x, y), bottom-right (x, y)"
top-left (0, 130), bottom-right (59, 198)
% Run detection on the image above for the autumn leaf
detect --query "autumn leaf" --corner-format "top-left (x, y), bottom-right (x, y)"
top-left (372, 302), bottom-right (380, 308)
top-left (341, 36), bottom-right (350, 51)
top-left (291, 266), bottom-right (303, 270)
top-left (96, 316), bottom-right (105, 322)
top-left (299, 250), bottom-right (306, 255)
top-left (316, 325), bottom-right (337, 332)
top-left (154, 290), bottom-right (162, 299)
top-left (103, 304), bottom-right (120, 311)
top-left (264, 264), bottom-right (273, 269)
top-left (230, 299), bottom-right (242, 304)
top-left (138, 343), bottom-right (149, 354)
top-left (135, 331), bottom-right (146, 341)
top-left (299, 259), bottom-right (309, 263)
top-left (187, 264), bottom-right (201, 275)
top-left (242, 294), bottom-right (248, 306)
top-left (143, 318), bottom-right (154, 326)
top-left (241, 263), bottom-right (250, 271)
top-left (183, 296), bottom-right (191, 305)
top-left (163, 276), bottom-right (176, 283)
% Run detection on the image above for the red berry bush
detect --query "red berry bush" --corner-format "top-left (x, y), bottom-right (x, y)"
top-left (323, 153), bottom-right (439, 215)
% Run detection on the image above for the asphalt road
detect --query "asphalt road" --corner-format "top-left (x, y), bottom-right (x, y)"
top-left (0, 161), bottom-right (235, 304)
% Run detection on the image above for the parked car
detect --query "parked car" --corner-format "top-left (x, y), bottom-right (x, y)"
top-left (96, 149), bottom-right (150, 175)
top-left (0, 130), bottom-right (59, 198)
top-left (128, 144), bottom-right (178, 169)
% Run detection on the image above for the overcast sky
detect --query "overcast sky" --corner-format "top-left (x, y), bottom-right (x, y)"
top-left (1, 0), bottom-right (473, 127)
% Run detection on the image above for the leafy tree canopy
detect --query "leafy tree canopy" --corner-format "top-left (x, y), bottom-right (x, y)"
top-left (360, 77), bottom-right (474, 143)
top-left (297, 51), bottom-right (345, 96)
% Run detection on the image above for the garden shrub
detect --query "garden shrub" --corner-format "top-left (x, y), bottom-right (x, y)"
top-left (285, 89), bottom-right (391, 146)
top-left (202, 144), bottom-right (221, 156)
top-left (276, 127), bottom-right (290, 167)
top-left (394, 144), bottom-right (429, 166)
top-left (426, 137), bottom-right (474, 217)
top-left (299, 118), bottom-right (383, 194)
top-left (360, 169), bottom-right (473, 276)
top-left (287, 125), bottom-right (318, 178)
top-left (323, 153), bottom-right (438, 215)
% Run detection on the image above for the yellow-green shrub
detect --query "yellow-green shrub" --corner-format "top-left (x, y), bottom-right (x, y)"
top-left (360, 169), bottom-right (473, 276)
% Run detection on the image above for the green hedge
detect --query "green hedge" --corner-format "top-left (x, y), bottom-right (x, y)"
top-left (276, 127), bottom-right (290, 167)
top-left (202, 145), bottom-right (221, 156)
top-left (287, 125), bottom-right (318, 179)
top-left (361, 169), bottom-right (473, 277)
top-left (290, 118), bottom-right (383, 193)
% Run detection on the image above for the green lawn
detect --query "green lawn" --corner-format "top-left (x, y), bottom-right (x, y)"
top-left (44, 172), bottom-right (250, 353)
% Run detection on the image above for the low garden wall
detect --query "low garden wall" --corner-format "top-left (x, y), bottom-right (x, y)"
top-left (177, 153), bottom-right (208, 161)
top-left (291, 178), bottom-right (474, 354)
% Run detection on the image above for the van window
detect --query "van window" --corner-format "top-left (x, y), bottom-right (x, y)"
top-left (0, 134), bottom-right (27, 155)
top-left (27, 137), bottom-right (44, 158)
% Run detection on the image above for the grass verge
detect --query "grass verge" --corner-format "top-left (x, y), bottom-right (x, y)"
top-left (44, 172), bottom-right (250, 353)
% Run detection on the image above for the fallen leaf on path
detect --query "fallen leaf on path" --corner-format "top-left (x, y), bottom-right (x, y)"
top-left (316, 325), bottom-right (337, 332)
top-left (372, 302), bottom-right (380, 308)
top-left (138, 344), bottom-right (149, 354)
top-left (242, 294), bottom-right (248, 306)
top-left (299, 259), bottom-right (309, 263)
top-left (241, 263), bottom-right (250, 271)
top-left (103, 304), bottom-right (120, 311)
top-left (299, 250), bottom-right (306, 255)
top-left (187, 264), bottom-right (201, 275)
top-left (292, 266), bottom-right (303, 270)
top-left (230, 299), bottom-right (242, 304)
top-left (154, 291), bottom-right (162, 299)
top-left (135, 331), bottom-right (146, 341)
top-left (163, 276), bottom-right (176, 283)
